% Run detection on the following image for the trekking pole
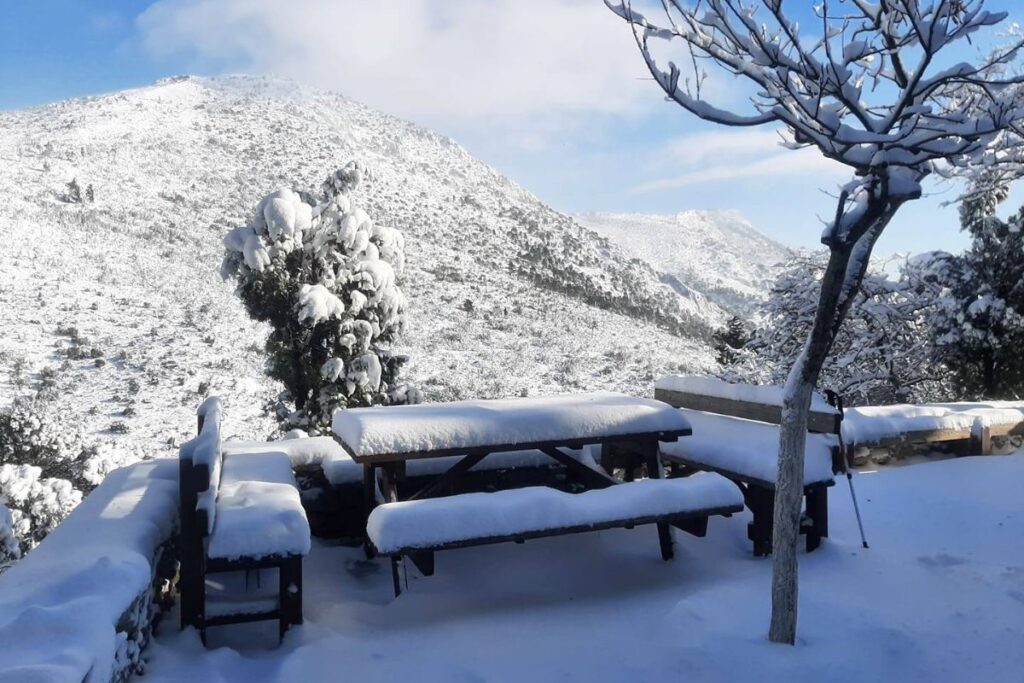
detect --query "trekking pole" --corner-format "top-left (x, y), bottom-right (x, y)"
top-left (824, 390), bottom-right (869, 549)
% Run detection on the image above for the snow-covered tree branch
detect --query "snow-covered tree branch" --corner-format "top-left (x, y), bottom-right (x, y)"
top-left (609, 0), bottom-right (1024, 644)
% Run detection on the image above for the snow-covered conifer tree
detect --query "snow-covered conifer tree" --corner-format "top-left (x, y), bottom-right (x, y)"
top-left (223, 162), bottom-right (419, 433)
top-left (907, 185), bottom-right (1024, 398)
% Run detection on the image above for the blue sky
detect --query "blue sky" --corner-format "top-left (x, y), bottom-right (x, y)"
top-left (2, 0), bottom-right (1021, 256)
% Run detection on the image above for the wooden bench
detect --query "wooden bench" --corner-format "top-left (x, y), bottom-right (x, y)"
top-left (367, 475), bottom-right (743, 595)
top-left (332, 391), bottom-right (744, 595)
top-left (178, 398), bottom-right (311, 642)
top-left (654, 376), bottom-right (844, 557)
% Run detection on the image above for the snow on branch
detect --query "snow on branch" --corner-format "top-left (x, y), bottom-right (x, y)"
top-left (609, 0), bottom-right (1024, 229)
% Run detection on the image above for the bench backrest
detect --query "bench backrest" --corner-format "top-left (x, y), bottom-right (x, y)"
top-left (179, 397), bottom-right (224, 543)
top-left (654, 376), bottom-right (842, 435)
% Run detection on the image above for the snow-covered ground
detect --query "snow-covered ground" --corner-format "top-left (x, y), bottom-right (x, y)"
top-left (144, 454), bottom-right (1024, 682)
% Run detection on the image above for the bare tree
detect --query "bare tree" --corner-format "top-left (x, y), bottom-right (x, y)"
top-left (608, 0), bottom-right (1024, 644)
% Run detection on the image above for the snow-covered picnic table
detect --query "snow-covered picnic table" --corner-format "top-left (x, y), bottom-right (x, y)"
top-left (331, 392), bottom-right (743, 595)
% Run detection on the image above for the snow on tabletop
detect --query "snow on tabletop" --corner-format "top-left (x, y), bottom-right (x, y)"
top-left (322, 446), bottom-right (599, 486)
top-left (332, 392), bottom-right (691, 458)
top-left (367, 473), bottom-right (742, 554)
top-left (206, 452), bottom-right (310, 560)
top-left (655, 375), bottom-right (836, 413)
top-left (661, 409), bottom-right (836, 485)
top-left (0, 459), bottom-right (178, 683)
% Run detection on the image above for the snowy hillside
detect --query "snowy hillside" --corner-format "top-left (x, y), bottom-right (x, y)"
top-left (0, 75), bottom-right (718, 460)
top-left (576, 211), bottom-right (792, 316)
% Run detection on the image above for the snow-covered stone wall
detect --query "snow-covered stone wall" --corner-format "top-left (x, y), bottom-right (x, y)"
top-left (0, 459), bottom-right (179, 683)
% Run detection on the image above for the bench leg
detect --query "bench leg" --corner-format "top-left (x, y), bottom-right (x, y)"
top-left (280, 556), bottom-right (303, 626)
top-left (804, 486), bottom-right (828, 553)
top-left (391, 557), bottom-right (403, 598)
top-left (746, 486), bottom-right (774, 557)
top-left (643, 442), bottom-right (674, 560)
top-left (657, 522), bottom-right (674, 561)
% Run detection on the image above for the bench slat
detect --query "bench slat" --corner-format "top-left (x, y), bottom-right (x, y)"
top-left (654, 387), bottom-right (841, 434)
top-left (367, 475), bottom-right (744, 555)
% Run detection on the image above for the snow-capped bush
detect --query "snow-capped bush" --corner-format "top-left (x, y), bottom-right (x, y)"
top-left (726, 253), bottom-right (951, 406)
top-left (905, 189), bottom-right (1024, 399)
top-left (0, 399), bottom-right (113, 557)
top-left (223, 162), bottom-right (418, 433)
top-left (0, 463), bottom-right (82, 556)
top-left (0, 502), bottom-right (18, 570)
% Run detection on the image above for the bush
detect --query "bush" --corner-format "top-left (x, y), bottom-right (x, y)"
top-left (223, 162), bottom-right (420, 433)
top-left (0, 400), bottom-right (132, 560)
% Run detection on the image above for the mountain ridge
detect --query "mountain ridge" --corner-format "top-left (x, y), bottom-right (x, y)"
top-left (575, 209), bottom-right (792, 317)
top-left (0, 74), bottom-right (718, 460)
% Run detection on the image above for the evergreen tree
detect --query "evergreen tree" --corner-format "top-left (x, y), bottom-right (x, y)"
top-left (713, 315), bottom-right (751, 367)
top-left (223, 162), bottom-right (419, 433)
top-left (65, 178), bottom-right (82, 203)
top-left (910, 185), bottom-right (1024, 399)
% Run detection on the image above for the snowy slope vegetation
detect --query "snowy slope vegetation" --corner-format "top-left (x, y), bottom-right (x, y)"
top-left (0, 75), bottom-right (717, 459)
top-left (576, 211), bottom-right (792, 316)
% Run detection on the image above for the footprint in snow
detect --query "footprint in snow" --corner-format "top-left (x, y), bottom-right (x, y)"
top-left (917, 553), bottom-right (968, 568)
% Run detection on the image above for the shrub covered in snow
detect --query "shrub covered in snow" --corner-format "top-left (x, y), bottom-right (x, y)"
top-left (0, 502), bottom-right (18, 570)
top-left (725, 253), bottom-right (951, 406)
top-left (906, 188), bottom-right (1024, 399)
top-left (223, 162), bottom-right (420, 433)
top-left (0, 399), bottom-right (133, 559)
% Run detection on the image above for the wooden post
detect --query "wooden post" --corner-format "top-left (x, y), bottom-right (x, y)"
top-left (804, 486), bottom-right (828, 552)
top-left (969, 424), bottom-right (992, 456)
top-left (644, 442), bottom-right (674, 560)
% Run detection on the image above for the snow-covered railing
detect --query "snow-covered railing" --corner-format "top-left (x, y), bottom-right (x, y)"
top-left (842, 403), bottom-right (1024, 455)
top-left (0, 459), bottom-right (179, 683)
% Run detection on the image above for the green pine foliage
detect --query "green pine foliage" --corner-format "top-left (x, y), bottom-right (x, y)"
top-left (223, 162), bottom-right (419, 434)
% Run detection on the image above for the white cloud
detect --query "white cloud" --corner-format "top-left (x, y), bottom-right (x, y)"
top-left (136, 0), bottom-right (654, 134)
top-left (634, 129), bottom-right (848, 192)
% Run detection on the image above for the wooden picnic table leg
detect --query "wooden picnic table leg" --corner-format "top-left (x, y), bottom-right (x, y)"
top-left (362, 463), bottom-right (377, 559)
top-left (643, 441), bottom-right (674, 561)
top-left (539, 446), bottom-right (619, 489)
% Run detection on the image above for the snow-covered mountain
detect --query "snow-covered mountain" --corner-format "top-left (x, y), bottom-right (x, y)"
top-left (0, 75), bottom-right (719, 460)
top-left (576, 210), bottom-right (792, 316)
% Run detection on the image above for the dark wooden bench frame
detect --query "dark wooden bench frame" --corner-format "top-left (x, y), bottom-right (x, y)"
top-left (178, 409), bottom-right (303, 643)
top-left (336, 430), bottom-right (743, 596)
top-left (655, 386), bottom-right (844, 557)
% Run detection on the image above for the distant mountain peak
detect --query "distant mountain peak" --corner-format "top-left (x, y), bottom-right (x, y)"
top-left (576, 210), bottom-right (792, 317)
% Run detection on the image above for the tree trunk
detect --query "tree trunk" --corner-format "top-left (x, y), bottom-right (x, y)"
top-left (769, 195), bottom-right (900, 645)
top-left (768, 246), bottom-right (852, 644)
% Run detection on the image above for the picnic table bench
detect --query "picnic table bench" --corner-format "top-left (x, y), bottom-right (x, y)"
top-left (654, 376), bottom-right (844, 556)
top-left (332, 391), bottom-right (744, 596)
top-left (179, 398), bottom-right (311, 642)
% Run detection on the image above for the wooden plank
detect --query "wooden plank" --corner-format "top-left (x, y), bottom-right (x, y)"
top-left (333, 428), bottom-right (692, 464)
top-left (372, 502), bottom-right (744, 556)
top-left (988, 421), bottom-right (1024, 437)
top-left (848, 426), bottom-right (972, 450)
top-left (406, 453), bottom-right (488, 501)
top-left (654, 388), bottom-right (841, 434)
top-left (539, 446), bottom-right (619, 490)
